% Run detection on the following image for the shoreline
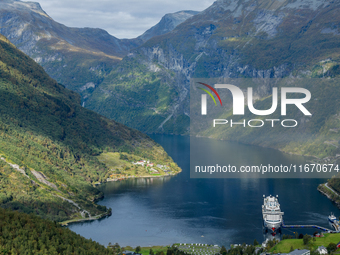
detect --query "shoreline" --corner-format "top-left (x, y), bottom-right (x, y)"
top-left (317, 183), bottom-right (340, 209)
top-left (61, 172), bottom-right (180, 226)
top-left (60, 211), bottom-right (111, 226)
top-left (103, 172), bottom-right (178, 183)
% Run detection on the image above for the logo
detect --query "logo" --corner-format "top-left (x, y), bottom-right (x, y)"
top-left (198, 82), bottom-right (312, 128)
top-left (197, 82), bottom-right (222, 115)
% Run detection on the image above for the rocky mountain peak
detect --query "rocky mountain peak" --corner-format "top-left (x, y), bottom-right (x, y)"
top-left (138, 10), bottom-right (199, 42)
top-left (0, 0), bottom-right (50, 18)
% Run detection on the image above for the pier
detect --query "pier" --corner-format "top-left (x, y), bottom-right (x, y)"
top-left (282, 222), bottom-right (339, 232)
top-left (262, 195), bottom-right (340, 233)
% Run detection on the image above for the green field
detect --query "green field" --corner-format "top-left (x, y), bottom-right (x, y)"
top-left (97, 152), bottom-right (181, 179)
top-left (122, 246), bottom-right (168, 255)
top-left (121, 243), bottom-right (220, 255)
top-left (271, 233), bottom-right (340, 253)
top-left (140, 246), bottom-right (168, 255)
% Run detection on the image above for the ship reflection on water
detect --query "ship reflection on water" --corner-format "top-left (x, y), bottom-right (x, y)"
top-left (263, 227), bottom-right (282, 246)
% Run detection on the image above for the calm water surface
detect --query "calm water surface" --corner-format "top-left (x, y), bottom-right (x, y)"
top-left (68, 135), bottom-right (340, 247)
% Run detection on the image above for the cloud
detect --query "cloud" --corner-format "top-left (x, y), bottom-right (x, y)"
top-left (23, 0), bottom-right (215, 38)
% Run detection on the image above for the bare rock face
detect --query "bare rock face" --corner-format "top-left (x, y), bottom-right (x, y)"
top-left (0, 0), bottom-right (133, 57)
top-left (138, 10), bottom-right (199, 42)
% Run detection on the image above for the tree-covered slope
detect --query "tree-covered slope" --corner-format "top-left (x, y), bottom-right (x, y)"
top-left (0, 33), bottom-right (180, 222)
top-left (0, 207), bottom-right (114, 254)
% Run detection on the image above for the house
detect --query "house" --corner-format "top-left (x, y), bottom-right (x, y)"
top-left (316, 246), bottom-right (327, 255)
top-left (288, 249), bottom-right (310, 255)
top-left (156, 164), bottom-right (169, 169)
top-left (134, 161), bottom-right (145, 166)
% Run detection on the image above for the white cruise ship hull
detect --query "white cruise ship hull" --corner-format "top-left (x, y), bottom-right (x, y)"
top-left (262, 195), bottom-right (284, 233)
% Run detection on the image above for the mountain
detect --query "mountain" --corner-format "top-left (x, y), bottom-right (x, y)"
top-left (138, 10), bottom-right (199, 42)
top-left (0, 33), bottom-right (180, 222)
top-left (0, 0), bottom-right (197, 105)
top-left (0, 0), bottom-right (140, 101)
top-left (84, 0), bottom-right (340, 138)
top-left (2, 0), bottom-right (339, 159)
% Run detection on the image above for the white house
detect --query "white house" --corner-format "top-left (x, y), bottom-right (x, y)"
top-left (316, 246), bottom-right (327, 255)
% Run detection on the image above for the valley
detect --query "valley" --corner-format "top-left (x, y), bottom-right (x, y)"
top-left (0, 0), bottom-right (340, 252)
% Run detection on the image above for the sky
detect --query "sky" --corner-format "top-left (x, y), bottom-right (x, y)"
top-left (25, 0), bottom-right (215, 39)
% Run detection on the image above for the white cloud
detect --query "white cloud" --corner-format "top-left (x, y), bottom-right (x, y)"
top-left (23, 0), bottom-right (215, 38)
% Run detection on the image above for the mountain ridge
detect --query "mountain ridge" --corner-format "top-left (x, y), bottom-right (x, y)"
top-left (0, 0), bottom-right (198, 101)
top-left (84, 0), bottom-right (340, 135)
top-left (2, 0), bottom-right (340, 161)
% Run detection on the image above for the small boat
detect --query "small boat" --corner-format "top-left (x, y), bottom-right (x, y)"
top-left (328, 212), bottom-right (337, 223)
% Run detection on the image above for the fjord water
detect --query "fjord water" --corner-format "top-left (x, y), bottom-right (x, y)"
top-left (68, 135), bottom-right (340, 247)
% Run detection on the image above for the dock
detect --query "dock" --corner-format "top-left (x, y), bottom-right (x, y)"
top-left (282, 223), bottom-right (339, 232)
top-left (262, 195), bottom-right (340, 233)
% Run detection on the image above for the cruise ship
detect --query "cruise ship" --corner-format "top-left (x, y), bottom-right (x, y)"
top-left (262, 195), bottom-right (284, 232)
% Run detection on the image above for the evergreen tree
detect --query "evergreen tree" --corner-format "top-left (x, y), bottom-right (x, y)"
top-left (135, 246), bottom-right (141, 253)
top-left (220, 245), bottom-right (227, 255)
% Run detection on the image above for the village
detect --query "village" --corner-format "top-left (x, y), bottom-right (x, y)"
top-left (132, 160), bottom-right (171, 173)
top-left (101, 152), bottom-right (176, 182)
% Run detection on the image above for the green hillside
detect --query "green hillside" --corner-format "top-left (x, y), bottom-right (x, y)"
top-left (0, 207), bottom-right (114, 254)
top-left (85, 55), bottom-right (190, 134)
top-left (0, 34), bottom-right (180, 222)
top-left (270, 233), bottom-right (340, 253)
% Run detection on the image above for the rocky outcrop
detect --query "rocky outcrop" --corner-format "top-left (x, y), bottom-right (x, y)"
top-left (30, 169), bottom-right (61, 192)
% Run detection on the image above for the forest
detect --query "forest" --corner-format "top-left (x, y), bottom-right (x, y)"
top-left (0, 207), bottom-right (115, 254)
